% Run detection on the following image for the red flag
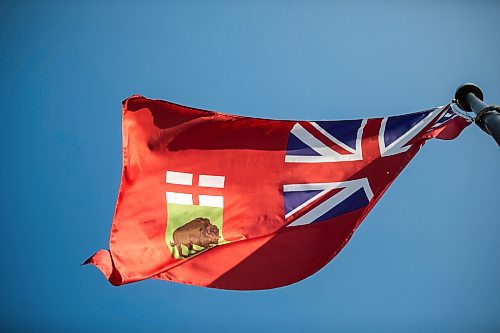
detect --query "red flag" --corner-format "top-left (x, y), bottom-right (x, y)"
top-left (84, 96), bottom-right (470, 290)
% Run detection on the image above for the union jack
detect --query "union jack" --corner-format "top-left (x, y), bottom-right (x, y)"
top-left (283, 104), bottom-right (469, 228)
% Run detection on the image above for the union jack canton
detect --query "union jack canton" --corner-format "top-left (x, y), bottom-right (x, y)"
top-left (283, 104), bottom-right (470, 228)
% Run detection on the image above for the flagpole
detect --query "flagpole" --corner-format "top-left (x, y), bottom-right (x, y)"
top-left (455, 83), bottom-right (500, 146)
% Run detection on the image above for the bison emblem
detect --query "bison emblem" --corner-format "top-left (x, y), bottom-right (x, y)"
top-left (170, 217), bottom-right (220, 257)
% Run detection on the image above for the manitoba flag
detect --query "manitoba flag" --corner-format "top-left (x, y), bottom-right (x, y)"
top-left (84, 96), bottom-right (470, 290)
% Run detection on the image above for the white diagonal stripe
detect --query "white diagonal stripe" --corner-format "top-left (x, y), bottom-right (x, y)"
top-left (166, 192), bottom-right (193, 205)
top-left (379, 106), bottom-right (444, 157)
top-left (199, 195), bottom-right (223, 207)
top-left (199, 175), bottom-right (225, 188)
top-left (284, 189), bottom-right (329, 219)
top-left (285, 121), bottom-right (364, 163)
top-left (283, 182), bottom-right (343, 219)
top-left (289, 123), bottom-right (337, 157)
top-left (285, 178), bottom-right (373, 227)
top-left (166, 171), bottom-right (193, 185)
top-left (310, 122), bottom-right (356, 154)
top-left (288, 186), bottom-right (354, 227)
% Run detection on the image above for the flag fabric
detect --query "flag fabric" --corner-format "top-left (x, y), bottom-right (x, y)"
top-left (84, 96), bottom-right (470, 290)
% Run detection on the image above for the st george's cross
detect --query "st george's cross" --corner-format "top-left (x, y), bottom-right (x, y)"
top-left (85, 96), bottom-right (470, 290)
top-left (164, 171), bottom-right (226, 258)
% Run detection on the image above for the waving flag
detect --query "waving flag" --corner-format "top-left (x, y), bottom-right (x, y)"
top-left (84, 96), bottom-right (470, 290)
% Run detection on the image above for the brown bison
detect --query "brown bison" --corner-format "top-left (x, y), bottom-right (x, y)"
top-left (170, 217), bottom-right (220, 257)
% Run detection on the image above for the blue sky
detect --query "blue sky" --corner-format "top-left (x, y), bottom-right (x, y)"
top-left (1, 1), bottom-right (499, 332)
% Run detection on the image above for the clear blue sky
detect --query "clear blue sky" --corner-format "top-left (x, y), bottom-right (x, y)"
top-left (1, 1), bottom-right (499, 332)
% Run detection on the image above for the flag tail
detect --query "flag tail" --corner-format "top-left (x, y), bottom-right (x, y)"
top-left (82, 249), bottom-right (122, 286)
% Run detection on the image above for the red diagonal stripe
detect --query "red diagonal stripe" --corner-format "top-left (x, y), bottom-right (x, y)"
top-left (285, 187), bottom-right (343, 224)
top-left (300, 122), bottom-right (353, 155)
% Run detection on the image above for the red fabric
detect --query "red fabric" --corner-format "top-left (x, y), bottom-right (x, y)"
top-left (84, 96), bottom-right (470, 289)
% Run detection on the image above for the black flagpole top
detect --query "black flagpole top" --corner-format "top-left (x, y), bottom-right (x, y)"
top-left (454, 83), bottom-right (484, 112)
top-left (454, 83), bottom-right (500, 147)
